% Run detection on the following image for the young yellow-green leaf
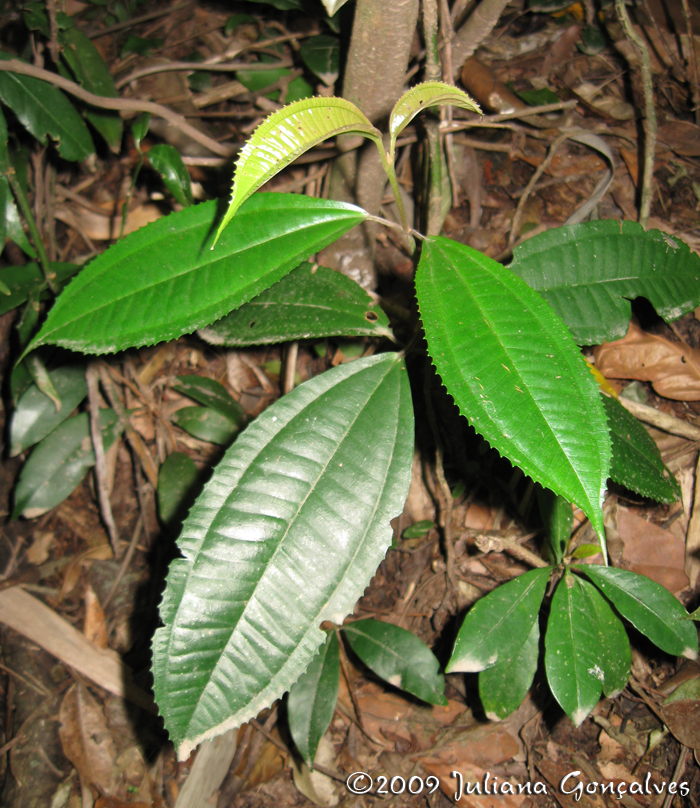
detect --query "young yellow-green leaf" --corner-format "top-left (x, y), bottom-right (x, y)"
top-left (416, 238), bottom-right (611, 552)
top-left (545, 571), bottom-right (605, 727)
top-left (288, 631), bottom-right (340, 769)
top-left (389, 82), bottom-right (481, 159)
top-left (153, 353), bottom-right (414, 759)
top-left (342, 619), bottom-right (447, 706)
top-left (581, 566), bottom-right (698, 659)
top-left (479, 619), bottom-right (539, 721)
top-left (216, 97), bottom-right (382, 239)
top-left (447, 567), bottom-right (551, 673)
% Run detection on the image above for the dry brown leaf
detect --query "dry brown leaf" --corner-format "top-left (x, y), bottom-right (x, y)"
top-left (84, 584), bottom-right (109, 649)
top-left (594, 322), bottom-right (700, 400)
top-left (615, 507), bottom-right (688, 593)
top-left (662, 698), bottom-right (700, 750)
top-left (95, 798), bottom-right (150, 808)
top-left (55, 202), bottom-right (163, 241)
top-left (421, 759), bottom-right (528, 807)
top-left (25, 530), bottom-right (54, 565)
top-left (59, 683), bottom-right (118, 797)
top-left (658, 121), bottom-right (700, 157)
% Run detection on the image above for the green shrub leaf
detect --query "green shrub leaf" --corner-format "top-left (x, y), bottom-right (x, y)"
top-left (537, 488), bottom-right (573, 565)
top-left (581, 566), bottom-right (698, 659)
top-left (447, 567), bottom-right (550, 673)
top-left (342, 618), bottom-right (447, 706)
top-left (148, 144), bottom-right (193, 207)
top-left (172, 406), bottom-right (240, 445)
top-left (58, 26), bottom-right (123, 151)
top-left (545, 571), bottom-right (605, 726)
top-left (604, 395), bottom-right (680, 503)
top-left (152, 353), bottom-right (414, 759)
top-left (509, 221), bottom-right (700, 345)
top-left (578, 577), bottom-right (630, 697)
top-left (300, 35), bottom-right (340, 86)
top-left (0, 262), bottom-right (79, 316)
top-left (198, 263), bottom-right (393, 347)
top-left (416, 237), bottom-right (611, 548)
top-left (157, 452), bottom-right (203, 529)
top-left (13, 409), bottom-right (122, 519)
top-left (10, 364), bottom-right (87, 456)
top-left (216, 98), bottom-right (381, 239)
top-left (288, 631), bottom-right (340, 769)
top-left (389, 82), bottom-right (481, 160)
top-left (0, 52), bottom-right (94, 162)
top-left (172, 376), bottom-right (244, 426)
top-left (27, 194), bottom-right (367, 356)
top-left (479, 619), bottom-right (539, 721)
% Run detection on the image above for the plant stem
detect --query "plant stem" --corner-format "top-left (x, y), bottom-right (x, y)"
top-left (615, 0), bottom-right (656, 228)
top-left (5, 169), bottom-right (57, 294)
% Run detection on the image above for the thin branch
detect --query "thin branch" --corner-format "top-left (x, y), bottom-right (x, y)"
top-left (0, 59), bottom-right (234, 157)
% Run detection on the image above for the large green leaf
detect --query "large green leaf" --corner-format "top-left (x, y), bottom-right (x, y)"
top-left (27, 194), bottom-right (367, 356)
top-left (577, 577), bottom-right (630, 698)
top-left (581, 566), bottom-right (698, 659)
top-left (216, 98), bottom-right (382, 239)
top-left (0, 52), bottom-right (94, 162)
top-left (13, 409), bottom-right (122, 519)
top-left (59, 26), bottom-right (123, 151)
top-left (342, 619), bottom-right (447, 706)
top-left (153, 353), bottom-right (414, 759)
top-left (479, 619), bottom-right (539, 721)
top-left (603, 395), bottom-right (680, 503)
top-left (447, 567), bottom-right (550, 673)
top-left (288, 631), bottom-right (340, 769)
top-left (417, 237), bottom-right (611, 547)
top-left (199, 263), bottom-right (393, 347)
top-left (10, 364), bottom-right (87, 456)
top-left (509, 221), bottom-right (700, 345)
top-left (545, 571), bottom-right (605, 726)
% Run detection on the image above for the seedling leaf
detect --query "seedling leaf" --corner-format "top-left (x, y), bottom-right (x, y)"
top-left (447, 567), bottom-right (550, 673)
top-left (343, 619), bottom-right (447, 706)
top-left (152, 353), bottom-right (414, 759)
top-left (148, 145), bottom-right (193, 207)
top-left (172, 376), bottom-right (244, 426)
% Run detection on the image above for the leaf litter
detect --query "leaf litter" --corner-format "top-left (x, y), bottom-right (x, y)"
top-left (0, 0), bottom-right (700, 805)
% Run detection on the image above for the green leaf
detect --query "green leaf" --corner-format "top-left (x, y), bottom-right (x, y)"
top-left (199, 263), bottom-right (392, 347)
top-left (300, 35), bottom-right (340, 86)
top-left (479, 619), bottom-right (539, 721)
top-left (224, 14), bottom-right (257, 35)
top-left (537, 487), bottom-right (573, 564)
top-left (131, 112), bottom-right (150, 148)
top-left (10, 364), bottom-right (87, 456)
top-left (13, 409), bottom-right (122, 519)
top-left (59, 26), bottom-right (123, 151)
top-left (0, 175), bottom-right (34, 257)
top-left (148, 144), bottom-right (193, 207)
top-left (288, 631), bottom-right (340, 769)
top-left (120, 35), bottom-right (164, 57)
top-left (582, 566), bottom-right (698, 659)
top-left (0, 104), bottom-right (8, 173)
top-left (172, 376), bottom-right (244, 425)
top-left (216, 98), bottom-right (381, 239)
top-left (27, 194), bottom-right (367, 356)
top-left (402, 519), bottom-right (434, 539)
top-left (512, 84), bottom-right (559, 106)
top-left (152, 353), bottom-right (414, 759)
top-left (545, 571), bottom-right (605, 726)
top-left (173, 406), bottom-right (240, 445)
top-left (0, 262), bottom-right (79, 316)
top-left (604, 395), bottom-right (680, 503)
top-left (447, 567), bottom-right (550, 673)
top-left (157, 451), bottom-right (203, 528)
top-left (0, 52), bottom-right (94, 162)
top-left (508, 221), bottom-right (700, 345)
top-left (343, 619), bottom-right (447, 706)
top-left (572, 543), bottom-right (603, 559)
top-left (389, 82), bottom-right (481, 160)
top-left (578, 577), bottom-right (630, 697)
top-left (416, 237), bottom-right (611, 549)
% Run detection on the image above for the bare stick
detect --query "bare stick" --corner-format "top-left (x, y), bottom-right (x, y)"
top-left (0, 59), bottom-right (233, 157)
top-left (615, 0), bottom-right (656, 227)
top-left (86, 363), bottom-right (121, 558)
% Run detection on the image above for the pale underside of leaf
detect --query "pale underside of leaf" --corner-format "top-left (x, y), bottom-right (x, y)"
top-left (217, 97), bottom-right (381, 238)
top-left (417, 237), bottom-right (611, 548)
top-left (153, 353), bottom-right (414, 759)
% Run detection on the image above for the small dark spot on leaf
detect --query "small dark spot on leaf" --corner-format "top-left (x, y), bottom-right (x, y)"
top-left (249, 321), bottom-right (256, 328)
top-left (364, 311), bottom-right (378, 322)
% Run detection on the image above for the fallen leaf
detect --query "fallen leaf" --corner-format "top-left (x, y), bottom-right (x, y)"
top-left (291, 735), bottom-right (339, 807)
top-left (594, 322), bottom-right (700, 401)
top-left (84, 584), bottom-right (109, 649)
top-left (59, 683), bottom-right (118, 796)
top-left (55, 202), bottom-right (163, 241)
top-left (421, 759), bottom-right (528, 807)
top-left (658, 121), bottom-right (700, 157)
top-left (25, 530), bottom-right (54, 565)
